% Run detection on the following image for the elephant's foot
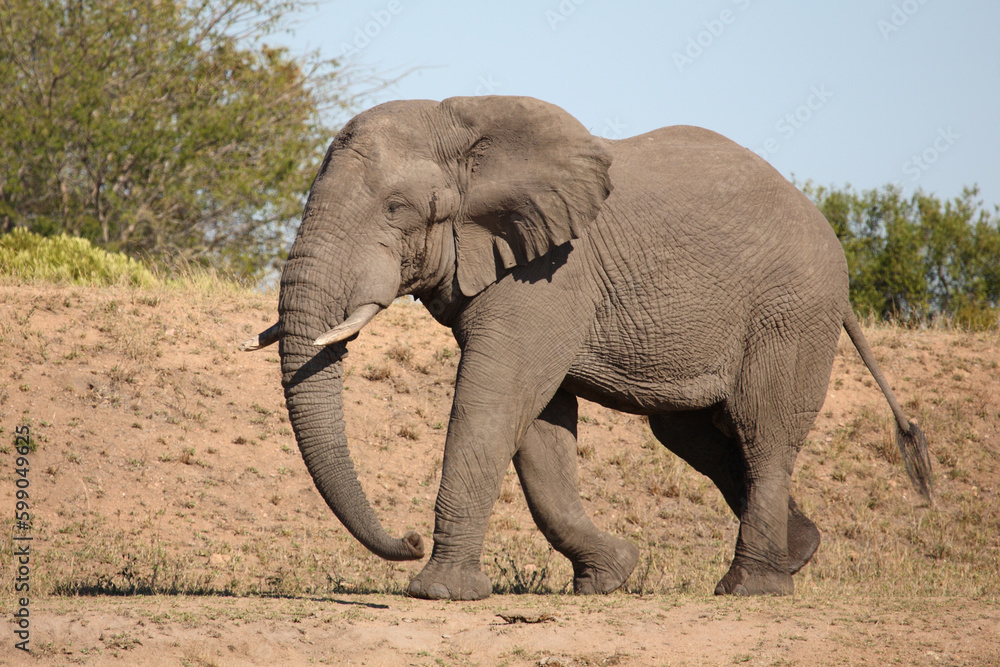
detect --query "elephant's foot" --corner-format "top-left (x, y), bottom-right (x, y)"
top-left (787, 499), bottom-right (821, 575)
top-left (714, 559), bottom-right (793, 596)
top-left (408, 561), bottom-right (492, 601)
top-left (572, 535), bottom-right (639, 595)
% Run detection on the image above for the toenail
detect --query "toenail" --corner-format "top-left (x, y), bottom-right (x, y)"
top-left (428, 583), bottom-right (450, 599)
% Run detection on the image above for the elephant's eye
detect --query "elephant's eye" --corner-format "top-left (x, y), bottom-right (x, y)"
top-left (386, 200), bottom-right (407, 217)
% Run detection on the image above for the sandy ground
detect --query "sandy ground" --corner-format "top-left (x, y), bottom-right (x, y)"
top-left (2, 285), bottom-right (998, 665)
top-left (3, 593), bottom-right (998, 666)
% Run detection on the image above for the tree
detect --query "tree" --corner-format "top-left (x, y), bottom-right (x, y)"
top-left (0, 0), bottom-right (351, 278)
top-left (804, 182), bottom-right (1000, 329)
top-left (918, 187), bottom-right (1000, 328)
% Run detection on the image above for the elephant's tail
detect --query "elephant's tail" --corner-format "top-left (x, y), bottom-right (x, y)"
top-left (843, 309), bottom-right (933, 504)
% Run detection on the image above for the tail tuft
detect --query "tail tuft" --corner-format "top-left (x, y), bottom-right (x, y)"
top-left (896, 423), bottom-right (933, 505)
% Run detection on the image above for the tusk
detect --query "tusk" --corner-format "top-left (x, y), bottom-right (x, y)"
top-left (314, 304), bottom-right (382, 346)
top-left (239, 322), bottom-right (280, 351)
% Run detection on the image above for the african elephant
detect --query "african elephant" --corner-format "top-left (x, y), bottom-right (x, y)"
top-left (241, 96), bottom-right (932, 600)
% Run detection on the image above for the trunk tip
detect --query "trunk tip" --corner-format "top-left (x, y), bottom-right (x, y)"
top-left (402, 531), bottom-right (425, 560)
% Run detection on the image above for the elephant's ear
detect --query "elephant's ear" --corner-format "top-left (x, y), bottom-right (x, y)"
top-left (440, 96), bottom-right (612, 297)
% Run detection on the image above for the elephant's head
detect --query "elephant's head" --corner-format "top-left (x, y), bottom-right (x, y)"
top-left (241, 96), bottom-right (612, 561)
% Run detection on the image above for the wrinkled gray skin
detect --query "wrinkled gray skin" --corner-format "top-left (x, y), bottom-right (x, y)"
top-left (255, 96), bottom-right (931, 601)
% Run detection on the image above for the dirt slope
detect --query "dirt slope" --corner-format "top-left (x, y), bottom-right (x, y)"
top-left (0, 283), bottom-right (998, 665)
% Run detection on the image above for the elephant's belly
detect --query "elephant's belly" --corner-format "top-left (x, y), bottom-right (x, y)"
top-left (562, 363), bottom-right (728, 415)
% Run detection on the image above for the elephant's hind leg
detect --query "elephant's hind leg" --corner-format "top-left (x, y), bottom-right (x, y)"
top-left (786, 497), bottom-right (820, 575)
top-left (648, 410), bottom-right (820, 574)
top-left (715, 324), bottom-right (836, 596)
top-left (514, 389), bottom-right (639, 594)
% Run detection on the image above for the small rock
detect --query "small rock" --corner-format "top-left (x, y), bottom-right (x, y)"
top-left (497, 611), bottom-right (556, 624)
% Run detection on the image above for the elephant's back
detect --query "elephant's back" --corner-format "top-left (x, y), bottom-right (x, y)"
top-left (570, 126), bottom-right (848, 412)
top-left (601, 125), bottom-right (847, 297)
top-left (608, 125), bottom-right (825, 230)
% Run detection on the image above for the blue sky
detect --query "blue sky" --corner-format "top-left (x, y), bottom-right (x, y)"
top-left (277, 0), bottom-right (999, 208)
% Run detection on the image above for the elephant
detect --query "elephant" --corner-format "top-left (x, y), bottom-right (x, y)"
top-left (241, 95), bottom-right (932, 600)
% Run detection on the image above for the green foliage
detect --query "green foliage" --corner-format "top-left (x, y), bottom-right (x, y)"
top-left (804, 183), bottom-right (1000, 329)
top-left (0, 0), bottom-right (350, 279)
top-left (0, 227), bottom-right (156, 286)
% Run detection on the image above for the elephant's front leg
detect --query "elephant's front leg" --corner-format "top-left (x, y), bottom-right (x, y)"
top-left (405, 411), bottom-right (508, 600)
top-left (406, 281), bottom-right (593, 601)
top-left (514, 389), bottom-right (639, 594)
top-left (407, 350), bottom-right (573, 601)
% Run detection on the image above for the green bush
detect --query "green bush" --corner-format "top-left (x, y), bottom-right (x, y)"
top-left (803, 183), bottom-right (1000, 330)
top-left (0, 228), bottom-right (157, 287)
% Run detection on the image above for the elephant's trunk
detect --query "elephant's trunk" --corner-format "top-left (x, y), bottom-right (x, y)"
top-left (279, 302), bottom-right (424, 562)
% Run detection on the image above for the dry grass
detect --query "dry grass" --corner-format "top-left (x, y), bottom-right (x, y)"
top-left (0, 285), bottom-right (997, 608)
